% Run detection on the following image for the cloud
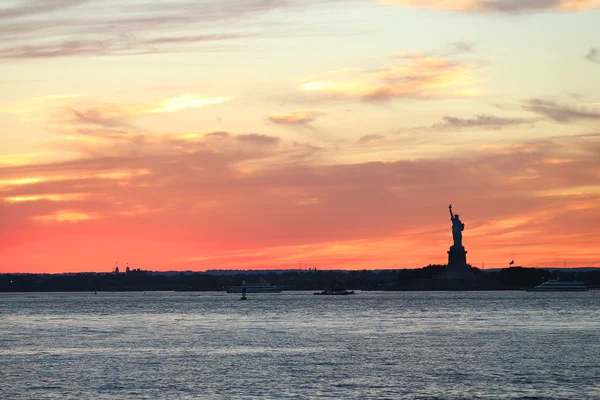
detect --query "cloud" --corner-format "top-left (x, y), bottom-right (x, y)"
top-left (377, 0), bottom-right (600, 13)
top-left (448, 41), bottom-right (473, 54)
top-left (28, 94), bottom-right (231, 135)
top-left (585, 47), bottom-right (600, 64)
top-left (432, 114), bottom-right (534, 130)
top-left (204, 131), bottom-right (230, 140)
top-left (4, 193), bottom-right (89, 203)
top-left (31, 210), bottom-right (97, 223)
top-left (0, 36), bottom-right (248, 59)
top-left (0, 0), bottom-right (338, 59)
top-left (268, 110), bottom-right (324, 125)
top-left (203, 131), bottom-right (230, 139)
top-left (150, 94), bottom-right (233, 113)
top-left (299, 54), bottom-right (486, 101)
top-left (567, 92), bottom-right (585, 100)
top-left (357, 134), bottom-right (385, 144)
top-left (522, 99), bottom-right (600, 122)
top-left (237, 134), bottom-right (281, 146)
top-left (2, 93), bottom-right (231, 129)
top-left (2, 126), bottom-right (600, 271)
top-left (67, 107), bottom-right (129, 127)
top-left (0, 0), bottom-right (88, 19)
top-left (0, 130), bottom-right (290, 228)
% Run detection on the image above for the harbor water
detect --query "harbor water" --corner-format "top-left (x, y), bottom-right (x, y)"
top-left (1, 291), bottom-right (599, 399)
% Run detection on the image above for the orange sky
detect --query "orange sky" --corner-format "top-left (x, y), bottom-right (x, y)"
top-left (1, 0), bottom-right (599, 273)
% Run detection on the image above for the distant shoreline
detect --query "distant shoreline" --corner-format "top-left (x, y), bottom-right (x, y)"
top-left (1, 266), bottom-right (599, 292)
top-left (2, 266), bottom-right (600, 276)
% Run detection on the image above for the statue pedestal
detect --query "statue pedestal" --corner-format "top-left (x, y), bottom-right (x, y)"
top-left (448, 246), bottom-right (468, 271)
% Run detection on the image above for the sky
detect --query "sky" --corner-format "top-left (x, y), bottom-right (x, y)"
top-left (1, 0), bottom-right (599, 273)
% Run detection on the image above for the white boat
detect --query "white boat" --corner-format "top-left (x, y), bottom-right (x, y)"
top-left (226, 280), bottom-right (282, 293)
top-left (524, 280), bottom-right (589, 292)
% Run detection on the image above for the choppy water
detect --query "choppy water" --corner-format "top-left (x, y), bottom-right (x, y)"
top-left (1, 291), bottom-right (599, 399)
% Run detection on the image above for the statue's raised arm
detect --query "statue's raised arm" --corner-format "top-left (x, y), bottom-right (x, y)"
top-left (449, 204), bottom-right (454, 219)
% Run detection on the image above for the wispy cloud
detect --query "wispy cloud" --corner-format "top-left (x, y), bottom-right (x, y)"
top-left (0, 0), bottom-right (338, 59)
top-left (0, 0), bottom-right (88, 19)
top-left (448, 41), bottom-right (473, 54)
top-left (268, 110), bottom-right (324, 125)
top-left (585, 47), bottom-right (600, 64)
top-left (522, 99), bottom-right (600, 122)
top-left (31, 210), bottom-right (97, 223)
top-left (378, 0), bottom-right (600, 13)
top-left (150, 94), bottom-right (233, 113)
top-left (4, 193), bottom-right (89, 203)
top-left (18, 94), bottom-right (234, 132)
top-left (66, 107), bottom-right (129, 128)
top-left (237, 134), bottom-right (281, 146)
top-left (357, 134), bottom-right (385, 144)
top-left (431, 114), bottom-right (535, 130)
top-left (299, 54), bottom-right (486, 101)
top-left (0, 36), bottom-right (249, 59)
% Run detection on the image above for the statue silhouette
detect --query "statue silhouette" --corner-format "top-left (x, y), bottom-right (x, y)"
top-left (449, 204), bottom-right (465, 247)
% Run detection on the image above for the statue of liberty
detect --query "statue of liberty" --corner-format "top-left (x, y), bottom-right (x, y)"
top-left (448, 204), bottom-right (465, 248)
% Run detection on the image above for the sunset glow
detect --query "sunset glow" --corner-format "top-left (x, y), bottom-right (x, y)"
top-left (1, 0), bottom-right (599, 273)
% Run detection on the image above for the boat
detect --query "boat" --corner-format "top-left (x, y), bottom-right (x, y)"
top-left (226, 280), bottom-right (282, 293)
top-left (523, 280), bottom-right (589, 292)
top-left (314, 288), bottom-right (355, 295)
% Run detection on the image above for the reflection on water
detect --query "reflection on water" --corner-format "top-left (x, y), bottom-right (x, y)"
top-left (1, 291), bottom-right (599, 399)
